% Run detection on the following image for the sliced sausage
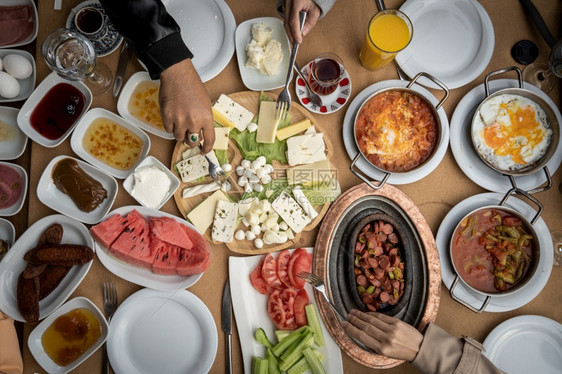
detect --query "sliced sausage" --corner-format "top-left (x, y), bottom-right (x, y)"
top-left (379, 291), bottom-right (390, 303)
top-left (356, 274), bottom-right (367, 287)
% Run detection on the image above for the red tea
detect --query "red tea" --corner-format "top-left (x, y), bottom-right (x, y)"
top-left (308, 58), bottom-right (342, 95)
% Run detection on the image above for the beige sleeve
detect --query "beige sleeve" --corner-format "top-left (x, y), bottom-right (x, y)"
top-left (0, 312), bottom-right (23, 374)
top-left (411, 323), bottom-right (505, 374)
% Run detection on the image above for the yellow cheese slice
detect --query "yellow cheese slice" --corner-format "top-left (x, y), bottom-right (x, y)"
top-left (186, 190), bottom-right (229, 234)
top-left (213, 127), bottom-right (230, 150)
top-left (275, 118), bottom-right (312, 141)
top-left (287, 160), bottom-right (333, 186)
top-left (212, 107), bottom-right (236, 128)
top-left (256, 101), bottom-right (279, 143)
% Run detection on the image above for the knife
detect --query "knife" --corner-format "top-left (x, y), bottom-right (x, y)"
top-left (112, 41), bottom-right (130, 98)
top-left (222, 279), bottom-right (233, 374)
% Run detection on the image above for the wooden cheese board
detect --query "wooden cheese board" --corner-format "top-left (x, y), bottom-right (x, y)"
top-left (171, 91), bottom-right (335, 255)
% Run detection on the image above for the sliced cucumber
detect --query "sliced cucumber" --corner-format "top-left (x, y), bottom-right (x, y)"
top-left (305, 304), bottom-right (325, 347)
top-left (252, 357), bottom-right (269, 374)
top-left (255, 328), bottom-right (274, 349)
top-left (266, 349), bottom-right (282, 374)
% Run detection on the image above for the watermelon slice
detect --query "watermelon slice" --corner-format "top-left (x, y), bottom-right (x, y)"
top-left (149, 216), bottom-right (193, 250)
top-left (90, 213), bottom-right (130, 249)
top-left (151, 235), bottom-right (180, 275)
top-left (110, 210), bottom-right (151, 268)
top-left (175, 225), bottom-right (211, 276)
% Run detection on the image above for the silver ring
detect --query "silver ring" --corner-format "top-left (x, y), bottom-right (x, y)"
top-left (188, 132), bottom-right (199, 143)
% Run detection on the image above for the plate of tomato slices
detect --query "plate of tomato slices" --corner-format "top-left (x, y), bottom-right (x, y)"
top-left (229, 248), bottom-right (343, 374)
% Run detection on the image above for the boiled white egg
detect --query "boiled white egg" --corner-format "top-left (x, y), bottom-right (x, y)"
top-left (0, 71), bottom-right (20, 98)
top-left (3, 54), bottom-right (33, 79)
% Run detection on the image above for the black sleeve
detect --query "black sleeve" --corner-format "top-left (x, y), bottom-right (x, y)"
top-left (99, 0), bottom-right (193, 79)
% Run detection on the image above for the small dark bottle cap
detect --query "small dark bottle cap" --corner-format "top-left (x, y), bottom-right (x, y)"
top-left (511, 40), bottom-right (539, 65)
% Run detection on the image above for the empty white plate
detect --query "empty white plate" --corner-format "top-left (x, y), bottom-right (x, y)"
top-left (0, 106), bottom-right (28, 160)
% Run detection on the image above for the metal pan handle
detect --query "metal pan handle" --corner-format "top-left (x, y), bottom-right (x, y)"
top-left (350, 153), bottom-right (390, 190)
top-left (507, 166), bottom-right (552, 195)
top-left (499, 187), bottom-right (543, 225)
top-left (449, 275), bottom-right (491, 313)
top-left (407, 72), bottom-right (450, 110)
top-left (484, 66), bottom-right (523, 97)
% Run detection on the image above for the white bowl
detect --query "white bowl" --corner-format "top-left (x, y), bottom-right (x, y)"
top-left (0, 161), bottom-right (27, 216)
top-left (117, 71), bottom-right (174, 139)
top-left (17, 72), bottom-right (92, 148)
top-left (0, 217), bottom-right (16, 260)
top-left (0, 49), bottom-right (36, 102)
top-left (37, 155), bottom-right (118, 224)
top-left (0, 106), bottom-right (28, 160)
top-left (70, 108), bottom-right (151, 179)
top-left (28, 296), bottom-right (109, 374)
top-left (0, 0), bottom-right (38, 49)
top-left (123, 155), bottom-right (180, 210)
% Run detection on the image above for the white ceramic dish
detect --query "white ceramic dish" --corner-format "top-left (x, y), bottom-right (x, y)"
top-left (0, 0), bottom-right (38, 49)
top-left (28, 296), bottom-right (109, 374)
top-left (0, 214), bottom-right (94, 322)
top-left (450, 79), bottom-right (562, 193)
top-left (0, 106), bottom-right (27, 160)
top-left (229, 248), bottom-right (344, 374)
top-left (123, 155), bottom-right (180, 210)
top-left (107, 288), bottom-right (217, 374)
top-left (342, 79), bottom-right (449, 185)
top-left (483, 315), bottom-right (562, 374)
top-left (17, 72), bottom-right (92, 148)
top-left (162, 0), bottom-right (235, 82)
top-left (396, 0), bottom-right (494, 89)
top-left (235, 17), bottom-right (291, 91)
top-left (435, 193), bottom-right (553, 312)
top-left (0, 49), bottom-right (36, 102)
top-left (0, 161), bottom-right (27, 216)
top-left (94, 205), bottom-right (204, 291)
top-left (116, 72), bottom-right (174, 140)
top-left (70, 108), bottom-right (151, 179)
top-left (0, 217), bottom-right (16, 259)
top-left (37, 155), bottom-right (118, 224)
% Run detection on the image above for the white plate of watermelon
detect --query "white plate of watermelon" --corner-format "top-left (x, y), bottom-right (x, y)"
top-left (91, 206), bottom-right (211, 291)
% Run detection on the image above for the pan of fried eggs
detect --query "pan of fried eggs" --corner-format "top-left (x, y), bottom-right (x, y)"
top-left (471, 67), bottom-right (559, 177)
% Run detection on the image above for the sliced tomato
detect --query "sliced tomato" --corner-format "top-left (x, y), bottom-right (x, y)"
top-left (276, 249), bottom-right (292, 288)
top-left (249, 258), bottom-right (270, 295)
top-left (294, 289), bottom-right (309, 327)
top-left (267, 288), bottom-right (297, 330)
top-left (287, 248), bottom-right (312, 289)
top-left (261, 253), bottom-right (283, 289)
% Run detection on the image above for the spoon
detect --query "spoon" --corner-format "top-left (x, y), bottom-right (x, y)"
top-left (293, 61), bottom-right (323, 107)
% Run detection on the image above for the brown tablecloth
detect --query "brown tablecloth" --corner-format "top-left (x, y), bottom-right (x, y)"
top-left (6, 0), bottom-right (561, 373)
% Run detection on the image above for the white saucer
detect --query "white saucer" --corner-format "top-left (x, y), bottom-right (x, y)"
top-left (483, 315), bottom-right (562, 374)
top-left (295, 60), bottom-right (352, 114)
top-left (66, 1), bottom-right (123, 57)
top-left (396, 0), bottom-right (494, 89)
top-left (342, 79), bottom-right (449, 185)
top-left (450, 79), bottom-right (562, 193)
top-left (435, 193), bottom-right (553, 312)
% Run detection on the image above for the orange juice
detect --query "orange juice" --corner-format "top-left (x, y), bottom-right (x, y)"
top-left (360, 10), bottom-right (412, 70)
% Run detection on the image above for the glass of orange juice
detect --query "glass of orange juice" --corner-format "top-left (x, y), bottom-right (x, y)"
top-left (360, 9), bottom-right (413, 70)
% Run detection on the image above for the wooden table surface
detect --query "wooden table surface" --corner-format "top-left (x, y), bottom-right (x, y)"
top-left (5, 0), bottom-right (561, 373)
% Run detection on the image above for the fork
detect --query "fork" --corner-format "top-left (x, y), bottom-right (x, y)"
top-left (275, 11), bottom-right (307, 122)
top-left (199, 144), bottom-right (228, 187)
top-left (103, 282), bottom-right (118, 374)
top-left (297, 271), bottom-right (347, 321)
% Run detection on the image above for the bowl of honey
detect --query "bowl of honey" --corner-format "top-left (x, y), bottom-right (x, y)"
top-left (27, 296), bottom-right (109, 374)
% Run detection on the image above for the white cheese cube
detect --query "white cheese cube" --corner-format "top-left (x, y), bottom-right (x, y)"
top-left (235, 230), bottom-right (246, 240)
top-left (254, 238), bottom-right (264, 249)
top-left (238, 197), bottom-right (256, 216)
top-left (286, 133), bottom-right (327, 166)
top-left (212, 200), bottom-right (239, 243)
top-left (292, 186), bottom-right (318, 219)
top-left (175, 154), bottom-right (208, 183)
top-left (245, 231), bottom-right (256, 240)
top-left (272, 192), bottom-right (312, 233)
top-left (247, 122), bottom-right (258, 133)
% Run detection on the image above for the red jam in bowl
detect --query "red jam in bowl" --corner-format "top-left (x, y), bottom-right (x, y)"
top-left (0, 164), bottom-right (23, 209)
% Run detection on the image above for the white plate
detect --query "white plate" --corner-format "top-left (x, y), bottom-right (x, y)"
top-left (37, 155), bottom-right (118, 224)
top-left (396, 0), bottom-right (494, 89)
top-left (0, 0), bottom-right (38, 49)
top-left (0, 214), bottom-right (94, 322)
top-left (94, 205), bottom-right (204, 291)
top-left (28, 296), bottom-right (109, 374)
top-left (0, 106), bottom-right (27, 160)
top-left (435, 193), bottom-right (553, 312)
top-left (235, 17), bottom-right (291, 91)
top-left (107, 288), bottom-right (217, 374)
top-left (123, 155), bottom-right (180, 210)
top-left (0, 49), bottom-right (36, 102)
top-left (450, 79), bottom-right (562, 193)
top-left (0, 161), bottom-right (27, 216)
top-left (229, 248), bottom-right (344, 374)
top-left (483, 315), bottom-right (562, 374)
top-left (116, 72), bottom-right (174, 140)
top-left (162, 0), bottom-right (235, 82)
top-left (0, 217), bottom-right (16, 258)
top-left (17, 72), bottom-right (92, 148)
top-left (342, 79), bottom-right (449, 185)
top-left (70, 108), bottom-right (151, 179)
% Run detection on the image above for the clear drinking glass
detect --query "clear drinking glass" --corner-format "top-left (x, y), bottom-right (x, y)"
top-left (42, 28), bottom-right (112, 95)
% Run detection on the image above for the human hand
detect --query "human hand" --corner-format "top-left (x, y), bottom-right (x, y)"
top-left (341, 309), bottom-right (423, 362)
top-left (282, 0), bottom-right (321, 44)
top-left (159, 59), bottom-right (215, 153)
